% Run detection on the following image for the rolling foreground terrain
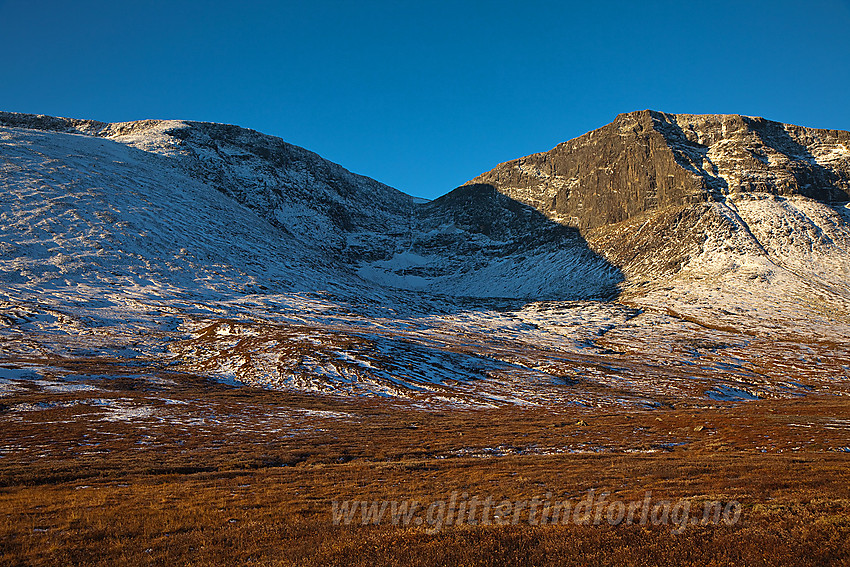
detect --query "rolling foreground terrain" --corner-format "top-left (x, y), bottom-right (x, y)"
top-left (1, 110), bottom-right (850, 565)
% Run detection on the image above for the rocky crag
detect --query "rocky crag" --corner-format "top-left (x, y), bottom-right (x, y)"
top-left (468, 110), bottom-right (850, 230)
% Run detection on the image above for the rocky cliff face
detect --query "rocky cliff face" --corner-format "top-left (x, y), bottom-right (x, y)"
top-left (460, 110), bottom-right (850, 335)
top-left (468, 110), bottom-right (850, 230)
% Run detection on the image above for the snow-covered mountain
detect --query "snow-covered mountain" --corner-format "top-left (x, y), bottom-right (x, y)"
top-left (469, 110), bottom-right (850, 337)
top-left (0, 112), bottom-right (616, 301)
top-left (2, 110), bottom-right (849, 407)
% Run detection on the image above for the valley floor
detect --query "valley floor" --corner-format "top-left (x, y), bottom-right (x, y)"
top-left (1, 364), bottom-right (849, 566)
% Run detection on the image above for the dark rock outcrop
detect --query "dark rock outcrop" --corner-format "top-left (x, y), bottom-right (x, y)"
top-left (468, 110), bottom-right (850, 231)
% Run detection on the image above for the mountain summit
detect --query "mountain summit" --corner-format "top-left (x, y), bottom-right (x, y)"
top-left (469, 110), bottom-right (850, 230)
top-left (455, 111), bottom-right (850, 337)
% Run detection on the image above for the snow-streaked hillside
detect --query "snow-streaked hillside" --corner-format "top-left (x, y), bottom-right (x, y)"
top-left (586, 195), bottom-right (850, 340)
top-left (0, 124), bottom-right (354, 294)
top-left (1, 111), bottom-right (850, 408)
top-left (0, 112), bottom-right (622, 301)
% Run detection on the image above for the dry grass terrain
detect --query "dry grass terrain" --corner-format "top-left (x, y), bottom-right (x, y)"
top-left (1, 355), bottom-right (849, 566)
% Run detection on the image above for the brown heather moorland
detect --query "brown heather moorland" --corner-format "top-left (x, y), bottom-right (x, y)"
top-left (1, 360), bottom-right (849, 566)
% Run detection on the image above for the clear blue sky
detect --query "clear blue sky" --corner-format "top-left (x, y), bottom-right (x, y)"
top-left (2, 0), bottom-right (849, 199)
